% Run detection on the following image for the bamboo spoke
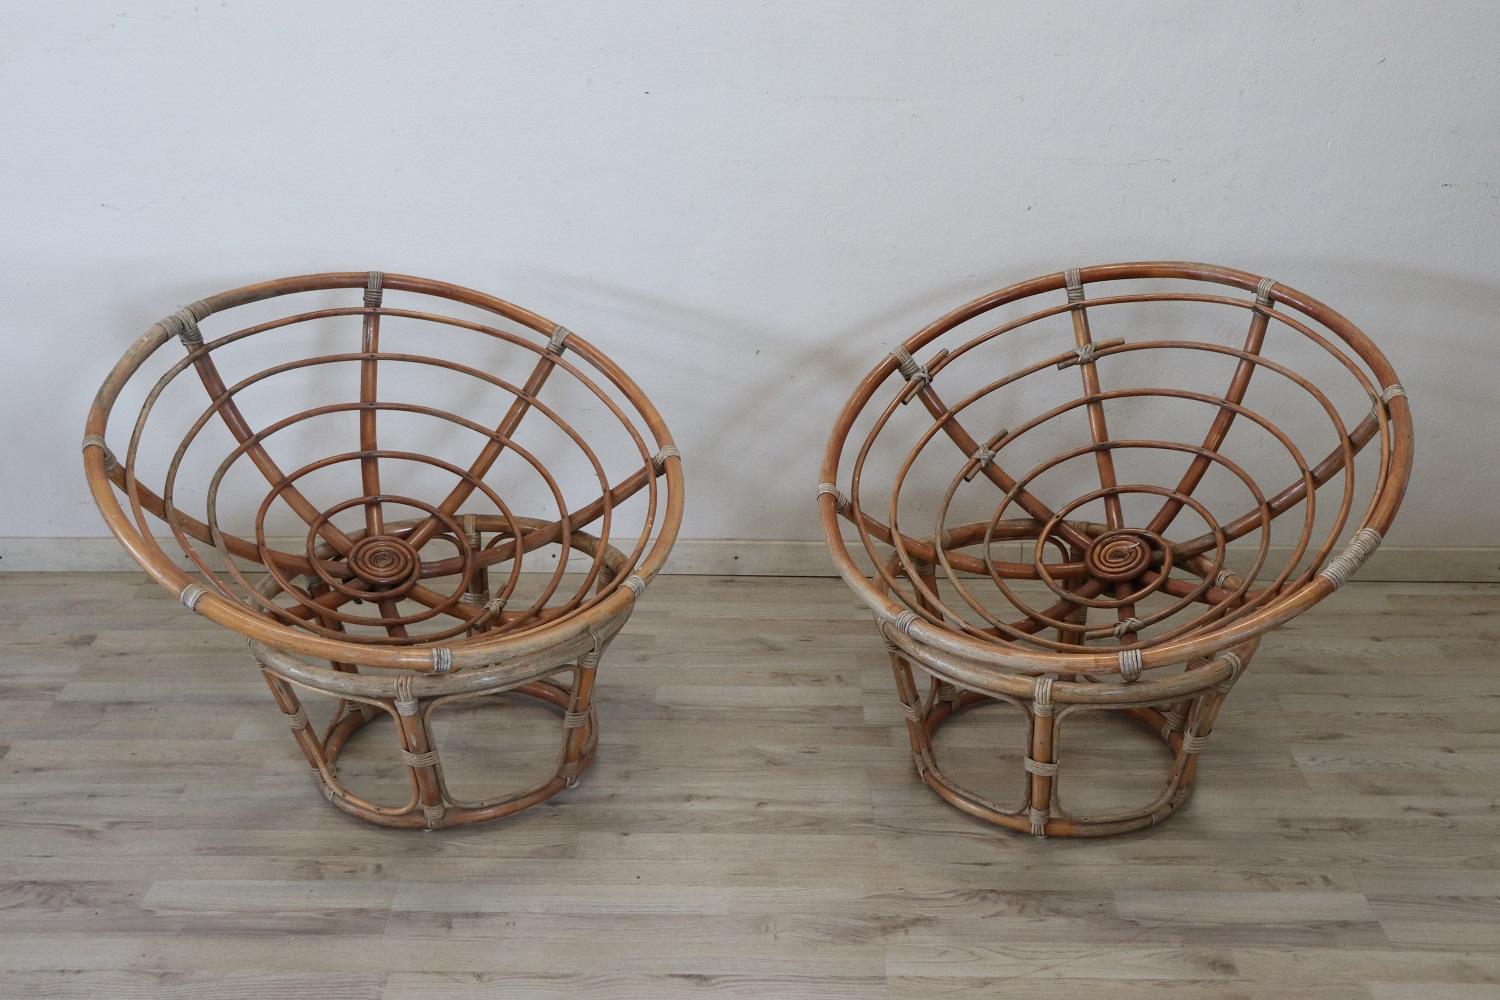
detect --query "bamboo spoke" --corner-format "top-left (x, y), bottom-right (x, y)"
top-left (1061, 269), bottom-right (1125, 530)
top-left (907, 380), bottom-right (1091, 554)
top-left (182, 336), bottom-right (355, 556)
top-left (1171, 410), bottom-right (1379, 561)
top-left (1147, 278), bottom-right (1274, 535)
top-left (359, 273), bottom-right (386, 537)
top-left (405, 341), bottom-right (567, 552)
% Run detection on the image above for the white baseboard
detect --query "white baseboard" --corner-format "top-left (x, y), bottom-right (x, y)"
top-left (1, 536), bottom-right (1497, 582)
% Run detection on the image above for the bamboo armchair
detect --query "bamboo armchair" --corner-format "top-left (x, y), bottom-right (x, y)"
top-left (84, 272), bottom-right (683, 829)
top-left (819, 262), bottom-right (1412, 837)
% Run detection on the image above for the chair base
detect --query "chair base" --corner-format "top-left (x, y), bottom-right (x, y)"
top-left (256, 647), bottom-right (605, 831)
top-left (911, 689), bottom-right (1198, 837)
top-left (887, 638), bottom-right (1253, 838)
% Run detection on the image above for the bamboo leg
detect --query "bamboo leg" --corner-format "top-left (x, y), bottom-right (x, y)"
top-left (1026, 676), bottom-right (1058, 838)
top-left (461, 513), bottom-right (494, 635)
top-left (261, 670), bottom-right (329, 776)
top-left (1177, 640), bottom-right (1257, 793)
top-left (561, 654), bottom-right (600, 788)
top-left (392, 688), bottom-right (446, 830)
top-left (887, 640), bottom-right (933, 777)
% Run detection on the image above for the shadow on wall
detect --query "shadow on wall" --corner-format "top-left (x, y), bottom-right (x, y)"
top-left (1272, 255), bottom-right (1500, 409)
top-left (522, 264), bottom-right (1008, 541)
top-left (1271, 256), bottom-right (1498, 545)
top-left (89, 255), bottom-right (1497, 548)
top-left (526, 254), bottom-right (1499, 546)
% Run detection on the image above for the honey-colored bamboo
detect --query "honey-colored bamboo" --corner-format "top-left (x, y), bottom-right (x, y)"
top-left (818, 261), bottom-right (1413, 837)
top-left (84, 272), bottom-right (683, 829)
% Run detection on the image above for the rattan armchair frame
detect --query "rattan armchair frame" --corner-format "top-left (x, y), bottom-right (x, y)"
top-left (85, 272), bottom-right (683, 829)
top-left (819, 261), bottom-right (1412, 837)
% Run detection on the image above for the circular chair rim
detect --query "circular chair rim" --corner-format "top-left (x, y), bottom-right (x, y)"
top-left (818, 260), bottom-right (1413, 678)
top-left (84, 271), bottom-right (685, 673)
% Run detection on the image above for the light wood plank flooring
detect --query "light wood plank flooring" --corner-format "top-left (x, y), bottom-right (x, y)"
top-left (1, 573), bottom-right (1497, 999)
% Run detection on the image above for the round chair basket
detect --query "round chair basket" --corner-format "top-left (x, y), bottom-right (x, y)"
top-left (84, 272), bottom-right (683, 829)
top-left (819, 262), bottom-right (1412, 837)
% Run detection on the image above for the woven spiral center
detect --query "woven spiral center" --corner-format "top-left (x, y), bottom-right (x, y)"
top-left (348, 535), bottom-right (420, 592)
top-left (1085, 529), bottom-right (1156, 582)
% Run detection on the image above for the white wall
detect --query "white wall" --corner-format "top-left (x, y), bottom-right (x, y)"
top-left (2, 1), bottom-right (1497, 561)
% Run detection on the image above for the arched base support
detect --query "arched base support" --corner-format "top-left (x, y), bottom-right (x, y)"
top-left (256, 657), bottom-right (604, 830)
top-left (257, 660), bottom-right (605, 830)
top-left (887, 637), bottom-right (1256, 839)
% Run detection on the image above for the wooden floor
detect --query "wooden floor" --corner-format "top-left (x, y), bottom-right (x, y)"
top-left (1, 572), bottom-right (1497, 999)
